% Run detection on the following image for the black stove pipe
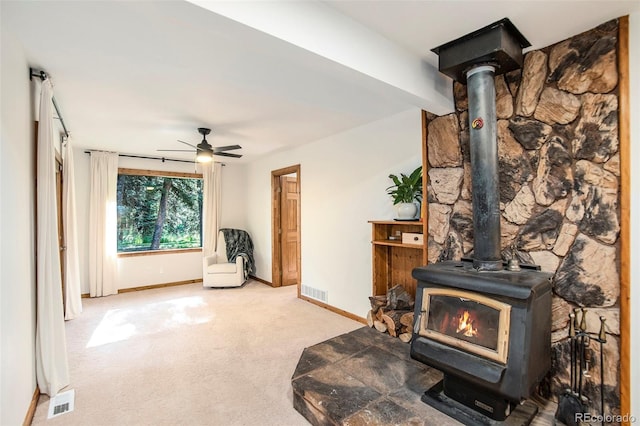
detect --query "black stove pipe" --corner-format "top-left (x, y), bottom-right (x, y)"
top-left (466, 65), bottom-right (502, 271)
top-left (431, 18), bottom-right (531, 271)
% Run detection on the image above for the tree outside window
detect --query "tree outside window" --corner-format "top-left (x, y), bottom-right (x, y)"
top-left (117, 170), bottom-right (203, 252)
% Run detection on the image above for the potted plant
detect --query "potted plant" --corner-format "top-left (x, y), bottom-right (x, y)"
top-left (386, 165), bottom-right (423, 220)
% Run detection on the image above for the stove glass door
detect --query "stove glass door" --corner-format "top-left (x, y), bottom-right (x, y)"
top-left (418, 288), bottom-right (511, 364)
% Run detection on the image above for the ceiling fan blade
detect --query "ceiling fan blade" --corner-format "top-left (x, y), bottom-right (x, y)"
top-left (177, 140), bottom-right (198, 149)
top-left (157, 149), bottom-right (195, 152)
top-left (214, 152), bottom-right (242, 158)
top-left (213, 145), bottom-right (242, 152)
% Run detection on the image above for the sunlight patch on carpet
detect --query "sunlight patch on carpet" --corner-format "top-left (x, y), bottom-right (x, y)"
top-left (87, 296), bottom-right (211, 348)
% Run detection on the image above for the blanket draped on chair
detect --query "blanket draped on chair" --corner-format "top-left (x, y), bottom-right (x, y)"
top-left (221, 228), bottom-right (255, 278)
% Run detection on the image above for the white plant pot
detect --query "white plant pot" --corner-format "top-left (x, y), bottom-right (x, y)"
top-left (396, 202), bottom-right (418, 220)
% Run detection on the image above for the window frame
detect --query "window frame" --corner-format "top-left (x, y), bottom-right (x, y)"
top-left (116, 167), bottom-right (203, 258)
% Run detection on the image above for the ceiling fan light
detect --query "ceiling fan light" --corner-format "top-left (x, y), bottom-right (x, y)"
top-left (196, 151), bottom-right (213, 163)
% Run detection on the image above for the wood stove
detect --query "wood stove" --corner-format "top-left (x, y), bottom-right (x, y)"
top-left (409, 18), bottom-right (553, 424)
top-left (411, 260), bottom-right (552, 421)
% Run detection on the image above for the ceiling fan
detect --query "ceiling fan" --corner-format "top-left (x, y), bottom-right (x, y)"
top-left (158, 127), bottom-right (242, 162)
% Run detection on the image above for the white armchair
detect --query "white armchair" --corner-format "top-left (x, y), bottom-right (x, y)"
top-left (203, 230), bottom-right (248, 288)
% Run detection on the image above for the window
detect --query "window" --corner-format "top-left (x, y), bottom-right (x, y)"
top-left (117, 169), bottom-right (203, 253)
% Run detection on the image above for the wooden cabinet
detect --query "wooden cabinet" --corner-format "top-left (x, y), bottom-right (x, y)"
top-left (369, 220), bottom-right (427, 298)
top-left (369, 110), bottom-right (430, 299)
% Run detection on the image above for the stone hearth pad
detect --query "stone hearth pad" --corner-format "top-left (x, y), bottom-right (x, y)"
top-left (292, 326), bottom-right (460, 425)
top-left (292, 326), bottom-right (557, 426)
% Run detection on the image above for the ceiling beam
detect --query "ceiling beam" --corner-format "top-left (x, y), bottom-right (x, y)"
top-left (188, 0), bottom-right (454, 116)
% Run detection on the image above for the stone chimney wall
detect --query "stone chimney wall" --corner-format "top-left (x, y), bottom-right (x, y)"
top-left (425, 19), bottom-right (621, 414)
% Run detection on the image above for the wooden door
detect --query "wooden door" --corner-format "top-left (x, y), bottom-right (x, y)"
top-left (271, 165), bottom-right (301, 288)
top-left (280, 176), bottom-right (299, 286)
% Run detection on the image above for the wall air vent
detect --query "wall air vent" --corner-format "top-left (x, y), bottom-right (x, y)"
top-left (301, 285), bottom-right (328, 303)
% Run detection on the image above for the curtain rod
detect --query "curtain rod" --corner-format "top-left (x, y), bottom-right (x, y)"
top-left (83, 150), bottom-right (225, 166)
top-left (29, 68), bottom-right (70, 139)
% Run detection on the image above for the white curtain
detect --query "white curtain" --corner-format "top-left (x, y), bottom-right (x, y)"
top-left (202, 162), bottom-right (222, 256)
top-left (89, 151), bottom-right (119, 297)
top-left (35, 79), bottom-right (70, 396)
top-left (62, 140), bottom-right (83, 319)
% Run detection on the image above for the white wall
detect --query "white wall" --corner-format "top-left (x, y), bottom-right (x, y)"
top-left (219, 162), bottom-right (247, 230)
top-left (73, 153), bottom-right (247, 293)
top-left (629, 10), bottom-right (639, 422)
top-left (0, 23), bottom-right (38, 426)
top-left (245, 108), bottom-right (422, 318)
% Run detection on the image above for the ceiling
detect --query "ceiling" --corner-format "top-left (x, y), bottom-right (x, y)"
top-left (3, 0), bottom-right (638, 164)
top-left (325, 1), bottom-right (638, 65)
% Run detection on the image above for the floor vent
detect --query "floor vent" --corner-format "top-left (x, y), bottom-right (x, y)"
top-left (48, 389), bottom-right (75, 419)
top-left (301, 285), bottom-right (328, 303)
top-left (54, 403), bottom-right (69, 415)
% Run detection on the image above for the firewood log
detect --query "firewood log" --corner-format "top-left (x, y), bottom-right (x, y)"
top-left (399, 333), bottom-right (412, 343)
top-left (386, 284), bottom-right (414, 310)
top-left (368, 295), bottom-right (387, 313)
top-left (400, 312), bottom-right (414, 327)
top-left (366, 310), bottom-right (374, 328)
top-left (381, 309), bottom-right (410, 337)
top-left (373, 320), bottom-right (388, 333)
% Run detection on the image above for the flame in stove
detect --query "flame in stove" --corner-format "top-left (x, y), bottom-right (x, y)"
top-left (456, 310), bottom-right (478, 337)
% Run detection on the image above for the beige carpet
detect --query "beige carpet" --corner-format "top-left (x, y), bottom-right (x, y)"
top-left (31, 280), bottom-right (362, 426)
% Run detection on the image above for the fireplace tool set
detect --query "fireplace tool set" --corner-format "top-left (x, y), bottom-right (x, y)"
top-left (555, 308), bottom-right (607, 426)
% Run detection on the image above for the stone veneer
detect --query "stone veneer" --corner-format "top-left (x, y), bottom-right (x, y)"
top-left (425, 20), bottom-right (621, 416)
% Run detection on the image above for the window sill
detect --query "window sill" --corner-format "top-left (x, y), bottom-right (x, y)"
top-left (118, 247), bottom-right (202, 258)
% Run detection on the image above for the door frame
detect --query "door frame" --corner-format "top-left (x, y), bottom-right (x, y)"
top-left (271, 164), bottom-right (301, 290)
